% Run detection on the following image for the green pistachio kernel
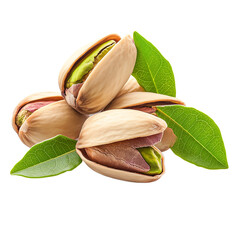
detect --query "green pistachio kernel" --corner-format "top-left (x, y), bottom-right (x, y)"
top-left (66, 40), bottom-right (116, 88)
top-left (137, 147), bottom-right (162, 175)
top-left (16, 109), bottom-right (32, 128)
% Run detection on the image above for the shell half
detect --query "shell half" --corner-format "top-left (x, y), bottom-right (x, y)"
top-left (77, 146), bottom-right (164, 183)
top-left (76, 109), bottom-right (167, 149)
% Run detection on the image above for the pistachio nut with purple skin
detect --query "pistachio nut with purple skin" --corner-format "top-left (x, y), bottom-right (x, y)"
top-left (76, 109), bottom-right (167, 183)
top-left (105, 91), bottom-right (185, 151)
top-left (12, 92), bottom-right (88, 147)
top-left (58, 34), bottom-right (137, 115)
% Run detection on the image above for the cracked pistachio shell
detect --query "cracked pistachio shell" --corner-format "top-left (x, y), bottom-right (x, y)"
top-left (106, 91), bottom-right (185, 110)
top-left (12, 92), bottom-right (87, 147)
top-left (76, 109), bottom-right (167, 182)
top-left (58, 34), bottom-right (137, 114)
top-left (116, 77), bottom-right (144, 98)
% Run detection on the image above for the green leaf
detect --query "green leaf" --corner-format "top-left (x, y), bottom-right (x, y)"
top-left (132, 31), bottom-right (176, 97)
top-left (157, 105), bottom-right (228, 169)
top-left (11, 135), bottom-right (81, 178)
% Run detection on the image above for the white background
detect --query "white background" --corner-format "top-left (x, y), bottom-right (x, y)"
top-left (1, 0), bottom-right (239, 239)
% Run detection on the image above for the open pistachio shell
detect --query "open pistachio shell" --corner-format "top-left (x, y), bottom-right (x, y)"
top-left (58, 34), bottom-right (137, 114)
top-left (76, 109), bottom-right (166, 182)
top-left (106, 91), bottom-right (185, 110)
top-left (116, 77), bottom-right (144, 98)
top-left (12, 92), bottom-right (88, 147)
top-left (76, 146), bottom-right (164, 183)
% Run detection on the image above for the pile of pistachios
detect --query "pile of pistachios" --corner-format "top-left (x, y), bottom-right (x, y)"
top-left (12, 34), bottom-right (194, 182)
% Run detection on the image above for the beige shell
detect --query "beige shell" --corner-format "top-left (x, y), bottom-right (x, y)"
top-left (77, 109), bottom-right (167, 149)
top-left (116, 77), bottom-right (144, 98)
top-left (58, 34), bottom-right (137, 114)
top-left (106, 91), bottom-right (185, 110)
top-left (76, 109), bottom-right (166, 182)
top-left (77, 146), bottom-right (164, 183)
top-left (155, 127), bottom-right (177, 151)
top-left (12, 92), bottom-right (88, 147)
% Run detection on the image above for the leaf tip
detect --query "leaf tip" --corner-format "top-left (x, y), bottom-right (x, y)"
top-left (133, 31), bottom-right (140, 38)
top-left (10, 161), bottom-right (20, 175)
top-left (219, 156), bottom-right (228, 169)
top-left (223, 162), bottom-right (229, 169)
top-left (10, 168), bottom-right (16, 175)
top-left (215, 163), bottom-right (228, 170)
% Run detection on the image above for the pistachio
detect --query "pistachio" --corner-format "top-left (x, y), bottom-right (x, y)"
top-left (105, 91), bottom-right (184, 151)
top-left (12, 92), bottom-right (88, 147)
top-left (76, 109), bottom-right (167, 182)
top-left (58, 34), bottom-right (137, 114)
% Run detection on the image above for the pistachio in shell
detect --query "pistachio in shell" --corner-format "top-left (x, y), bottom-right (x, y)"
top-left (105, 91), bottom-right (185, 151)
top-left (76, 109), bottom-right (167, 182)
top-left (58, 34), bottom-right (137, 114)
top-left (12, 92), bottom-right (88, 147)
